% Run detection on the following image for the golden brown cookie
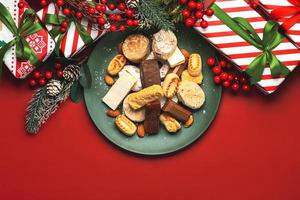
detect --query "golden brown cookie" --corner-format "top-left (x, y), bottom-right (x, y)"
top-left (181, 70), bottom-right (203, 84)
top-left (188, 54), bottom-right (202, 77)
top-left (160, 113), bottom-right (181, 133)
top-left (115, 115), bottom-right (137, 136)
top-left (107, 54), bottom-right (127, 76)
top-left (122, 34), bottom-right (150, 63)
top-left (128, 85), bottom-right (163, 110)
top-left (162, 73), bottom-right (180, 98)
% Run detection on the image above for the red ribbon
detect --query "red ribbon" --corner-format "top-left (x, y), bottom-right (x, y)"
top-left (271, 0), bottom-right (300, 31)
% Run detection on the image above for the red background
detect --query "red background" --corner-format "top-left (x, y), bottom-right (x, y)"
top-left (0, 1), bottom-right (300, 200)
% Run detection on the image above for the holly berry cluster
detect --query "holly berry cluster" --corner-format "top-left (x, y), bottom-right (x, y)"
top-left (179, 0), bottom-right (214, 28)
top-left (39, 0), bottom-right (139, 33)
top-left (28, 63), bottom-right (64, 88)
top-left (206, 57), bottom-right (251, 93)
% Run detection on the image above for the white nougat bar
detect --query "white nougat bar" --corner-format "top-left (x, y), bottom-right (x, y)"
top-left (167, 47), bottom-right (186, 68)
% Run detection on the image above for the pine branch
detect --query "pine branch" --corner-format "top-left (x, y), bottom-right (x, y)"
top-left (25, 82), bottom-right (73, 134)
top-left (137, 0), bottom-right (175, 31)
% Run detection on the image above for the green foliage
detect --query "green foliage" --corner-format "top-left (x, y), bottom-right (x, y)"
top-left (137, 0), bottom-right (175, 30)
top-left (0, 40), bottom-right (6, 47)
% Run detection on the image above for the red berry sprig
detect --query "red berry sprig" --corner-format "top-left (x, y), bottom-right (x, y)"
top-left (180, 0), bottom-right (214, 28)
top-left (40, 0), bottom-right (139, 33)
top-left (207, 57), bottom-right (252, 93)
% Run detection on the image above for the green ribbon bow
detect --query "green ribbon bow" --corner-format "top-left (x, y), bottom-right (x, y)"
top-left (44, 12), bottom-right (93, 56)
top-left (0, 3), bottom-right (43, 77)
top-left (211, 3), bottom-right (290, 83)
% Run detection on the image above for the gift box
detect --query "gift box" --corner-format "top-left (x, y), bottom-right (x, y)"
top-left (195, 0), bottom-right (300, 94)
top-left (258, 0), bottom-right (300, 48)
top-left (0, 0), bottom-right (55, 79)
top-left (37, 2), bottom-right (107, 58)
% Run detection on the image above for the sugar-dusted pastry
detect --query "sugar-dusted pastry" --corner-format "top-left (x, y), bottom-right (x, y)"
top-left (160, 113), bottom-right (181, 133)
top-left (122, 34), bottom-right (150, 63)
top-left (140, 59), bottom-right (161, 87)
top-left (188, 54), bottom-right (202, 77)
top-left (119, 65), bottom-right (142, 91)
top-left (152, 30), bottom-right (177, 60)
top-left (177, 80), bottom-right (205, 110)
top-left (102, 71), bottom-right (137, 110)
top-left (162, 99), bottom-right (192, 123)
top-left (181, 70), bottom-right (203, 84)
top-left (162, 73), bottom-right (180, 98)
top-left (123, 95), bottom-right (145, 122)
top-left (144, 100), bottom-right (161, 134)
top-left (107, 54), bottom-right (127, 76)
top-left (115, 115), bottom-right (137, 136)
top-left (167, 47), bottom-right (186, 68)
top-left (128, 85), bottom-right (163, 110)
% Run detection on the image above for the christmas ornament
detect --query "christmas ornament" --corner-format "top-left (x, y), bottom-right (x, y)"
top-left (46, 79), bottom-right (63, 97)
top-left (63, 64), bottom-right (81, 82)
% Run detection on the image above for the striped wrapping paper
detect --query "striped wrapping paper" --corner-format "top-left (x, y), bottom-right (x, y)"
top-left (0, 0), bottom-right (55, 78)
top-left (37, 3), bottom-right (107, 58)
top-left (194, 0), bottom-right (300, 94)
top-left (259, 0), bottom-right (300, 48)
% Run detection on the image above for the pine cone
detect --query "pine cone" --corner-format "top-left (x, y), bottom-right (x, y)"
top-left (63, 64), bottom-right (81, 82)
top-left (126, 0), bottom-right (139, 9)
top-left (46, 80), bottom-right (63, 97)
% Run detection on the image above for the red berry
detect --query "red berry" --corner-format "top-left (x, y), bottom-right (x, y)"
top-left (207, 57), bottom-right (215, 66)
top-left (29, 79), bottom-right (37, 87)
top-left (45, 71), bottom-right (53, 79)
top-left (180, 0), bottom-right (188, 4)
top-left (227, 73), bottom-right (234, 81)
top-left (18, 2), bottom-right (25, 8)
top-left (61, 20), bottom-right (68, 28)
top-left (213, 76), bottom-right (221, 84)
top-left (40, 0), bottom-right (47, 7)
top-left (185, 17), bottom-right (195, 27)
top-left (242, 84), bottom-right (250, 92)
top-left (126, 19), bottom-right (133, 26)
top-left (101, 0), bottom-right (107, 4)
top-left (95, 4), bottom-right (101, 12)
top-left (196, 2), bottom-right (204, 10)
top-left (133, 20), bottom-right (139, 26)
top-left (118, 3), bottom-right (126, 11)
top-left (220, 72), bottom-right (228, 81)
top-left (63, 8), bottom-right (70, 16)
top-left (115, 14), bottom-right (122, 21)
top-left (97, 4), bottom-right (106, 13)
top-left (212, 66), bottom-right (221, 75)
top-left (110, 25), bottom-right (117, 32)
top-left (234, 76), bottom-right (239, 82)
top-left (195, 11), bottom-right (204, 19)
top-left (33, 71), bottom-right (41, 79)
top-left (119, 25), bottom-right (126, 32)
top-left (97, 17), bottom-right (106, 25)
top-left (75, 12), bottom-right (83, 19)
top-left (194, 22), bottom-right (201, 27)
top-left (240, 77), bottom-right (248, 84)
top-left (222, 81), bottom-right (230, 87)
top-left (200, 20), bottom-right (208, 28)
top-left (231, 83), bottom-right (240, 91)
top-left (182, 9), bottom-right (191, 18)
top-left (205, 8), bottom-right (214, 16)
top-left (109, 14), bottom-right (116, 21)
top-left (56, 70), bottom-right (63, 78)
top-left (88, 7), bottom-right (96, 14)
top-left (188, 1), bottom-right (197, 10)
top-left (219, 60), bottom-right (227, 68)
top-left (54, 63), bottom-right (61, 69)
top-left (39, 78), bottom-right (46, 87)
top-left (56, 0), bottom-right (64, 7)
top-left (60, 27), bottom-right (66, 33)
top-left (125, 9), bottom-right (134, 18)
top-left (108, 3), bottom-right (116, 10)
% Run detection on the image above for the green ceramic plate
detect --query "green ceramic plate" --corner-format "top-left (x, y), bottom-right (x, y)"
top-left (84, 27), bottom-right (222, 155)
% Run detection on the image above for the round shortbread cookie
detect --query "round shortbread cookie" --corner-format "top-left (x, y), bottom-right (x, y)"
top-left (152, 30), bottom-right (177, 60)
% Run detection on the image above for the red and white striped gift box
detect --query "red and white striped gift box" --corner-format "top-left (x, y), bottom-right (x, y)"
top-left (194, 0), bottom-right (300, 94)
top-left (0, 0), bottom-right (55, 79)
top-left (37, 2), bottom-right (107, 58)
top-left (259, 0), bottom-right (300, 48)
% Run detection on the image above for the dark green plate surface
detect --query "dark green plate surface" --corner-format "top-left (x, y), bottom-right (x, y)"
top-left (84, 27), bottom-right (222, 155)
